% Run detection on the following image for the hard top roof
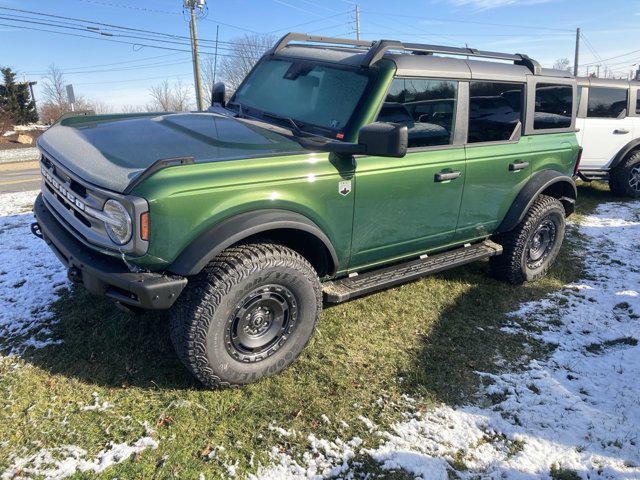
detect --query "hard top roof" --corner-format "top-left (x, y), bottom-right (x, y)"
top-left (577, 76), bottom-right (640, 88)
top-left (268, 33), bottom-right (573, 82)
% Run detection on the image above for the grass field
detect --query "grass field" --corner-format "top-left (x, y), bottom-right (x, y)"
top-left (0, 182), bottom-right (618, 479)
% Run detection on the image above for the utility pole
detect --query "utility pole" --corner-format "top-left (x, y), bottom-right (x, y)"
top-left (596, 64), bottom-right (601, 78)
top-left (573, 27), bottom-right (580, 76)
top-left (213, 25), bottom-right (219, 84)
top-left (355, 5), bottom-right (360, 41)
top-left (185, 0), bottom-right (205, 111)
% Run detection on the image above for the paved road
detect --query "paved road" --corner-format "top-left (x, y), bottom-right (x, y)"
top-left (0, 161), bottom-right (41, 194)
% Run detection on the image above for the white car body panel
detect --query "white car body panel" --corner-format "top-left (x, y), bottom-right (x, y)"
top-left (577, 116), bottom-right (638, 170)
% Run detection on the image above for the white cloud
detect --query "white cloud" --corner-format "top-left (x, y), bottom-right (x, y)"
top-left (444, 0), bottom-right (555, 10)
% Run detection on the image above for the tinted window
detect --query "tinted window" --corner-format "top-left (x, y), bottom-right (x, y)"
top-left (534, 83), bottom-right (573, 129)
top-left (377, 78), bottom-right (457, 148)
top-left (233, 59), bottom-right (371, 133)
top-left (636, 92), bottom-right (640, 114)
top-left (587, 87), bottom-right (628, 118)
top-left (468, 82), bottom-right (524, 143)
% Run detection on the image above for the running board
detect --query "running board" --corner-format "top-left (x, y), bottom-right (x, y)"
top-left (323, 240), bottom-right (503, 303)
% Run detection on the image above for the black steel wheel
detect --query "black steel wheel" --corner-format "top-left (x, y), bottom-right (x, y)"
top-left (226, 284), bottom-right (298, 362)
top-left (490, 195), bottom-right (566, 285)
top-left (170, 242), bottom-right (322, 388)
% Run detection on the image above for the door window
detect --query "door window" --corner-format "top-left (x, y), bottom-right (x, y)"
top-left (534, 83), bottom-right (573, 129)
top-left (636, 92), bottom-right (640, 114)
top-left (377, 78), bottom-right (457, 148)
top-left (468, 82), bottom-right (524, 143)
top-left (587, 87), bottom-right (628, 118)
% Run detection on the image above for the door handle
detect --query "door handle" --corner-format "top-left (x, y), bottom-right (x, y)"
top-left (509, 161), bottom-right (529, 171)
top-left (614, 128), bottom-right (630, 134)
top-left (434, 170), bottom-right (461, 182)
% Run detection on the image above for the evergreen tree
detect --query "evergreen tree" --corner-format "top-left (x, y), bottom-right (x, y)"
top-left (0, 67), bottom-right (38, 125)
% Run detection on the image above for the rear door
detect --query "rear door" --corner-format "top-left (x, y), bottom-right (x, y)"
top-left (455, 80), bottom-right (534, 240)
top-left (579, 84), bottom-right (633, 169)
top-left (350, 77), bottom-right (465, 270)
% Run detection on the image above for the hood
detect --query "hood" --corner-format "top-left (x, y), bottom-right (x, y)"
top-left (37, 112), bottom-right (306, 193)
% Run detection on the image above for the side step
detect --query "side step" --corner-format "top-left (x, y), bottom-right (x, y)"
top-left (323, 240), bottom-right (503, 303)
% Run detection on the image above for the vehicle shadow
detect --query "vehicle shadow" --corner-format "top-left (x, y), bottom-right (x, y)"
top-left (25, 286), bottom-right (200, 390)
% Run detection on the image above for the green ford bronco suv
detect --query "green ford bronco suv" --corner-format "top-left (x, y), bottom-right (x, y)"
top-left (32, 34), bottom-right (581, 387)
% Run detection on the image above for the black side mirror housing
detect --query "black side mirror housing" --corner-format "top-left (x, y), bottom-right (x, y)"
top-left (357, 122), bottom-right (408, 158)
top-left (296, 122), bottom-right (408, 158)
top-left (211, 82), bottom-right (226, 107)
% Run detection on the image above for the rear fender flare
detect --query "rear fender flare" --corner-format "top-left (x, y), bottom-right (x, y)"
top-left (168, 209), bottom-right (339, 277)
top-left (497, 170), bottom-right (577, 233)
top-left (609, 138), bottom-right (640, 171)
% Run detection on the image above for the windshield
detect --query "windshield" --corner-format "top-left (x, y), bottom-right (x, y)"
top-left (230, 58), bottom-right (373, 135)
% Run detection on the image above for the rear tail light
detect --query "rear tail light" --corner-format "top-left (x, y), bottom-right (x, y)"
top-left (574, 147), bottom-right (583, 176)
top-left (140, 212), bottom-right (149, 241)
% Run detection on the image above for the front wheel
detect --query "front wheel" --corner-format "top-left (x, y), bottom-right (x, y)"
top-left (170, 242), bottom-right (322, 388)
top-left (609, 151), bottom-right (640, 198)
top-left (489, 195), bottom-right (566, 285)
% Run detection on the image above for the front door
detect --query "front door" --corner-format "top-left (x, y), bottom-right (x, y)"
top-left (350, 77), bottom-right (465, 270)
top-left (578, 86), bottom-right (633, 170)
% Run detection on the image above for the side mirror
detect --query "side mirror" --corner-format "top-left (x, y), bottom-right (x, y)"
top-left (211, 82), bottom-right (226, 107)
top-left (297, 122), bottom-right (408, 158)
top-left (357, 122), bottom-right (408, 158)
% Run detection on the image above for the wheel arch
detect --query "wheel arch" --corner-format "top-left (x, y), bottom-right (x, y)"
top-left (497, 170), bottom-right (577, 233)
top-left (609, 138), bottom-right (640, 171)
top-left (167, 209), bottom-right (340, 277)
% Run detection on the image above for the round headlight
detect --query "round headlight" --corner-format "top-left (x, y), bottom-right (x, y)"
top-left (103, 199), bottom-right (132, 245)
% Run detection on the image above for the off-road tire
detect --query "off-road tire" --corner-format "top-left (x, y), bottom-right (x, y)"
top-left (609, 151), bottom-right (640, 198)
top-left (170, 241), bottom-right (322, 388)
top-left (489, 195), bottom-right (566, 285)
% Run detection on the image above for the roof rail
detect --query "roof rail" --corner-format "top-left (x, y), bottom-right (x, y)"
top-left (270, 33), bottom-right (542, 75)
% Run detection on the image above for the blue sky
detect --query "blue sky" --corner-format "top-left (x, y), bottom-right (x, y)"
top-left (0, 0), bottom-right (638, 109)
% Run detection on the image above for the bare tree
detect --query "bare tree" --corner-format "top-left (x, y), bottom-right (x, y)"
top-left (205, 33), bottom-right (276, 95)
top-left (553, 58), bottom-right (572, 73)
top-left (39, 64), bottom-right (95, 123)
top-left (147, 79), bottom-right (193, 112)
top-left (41, 64), bottom-right (69, 109)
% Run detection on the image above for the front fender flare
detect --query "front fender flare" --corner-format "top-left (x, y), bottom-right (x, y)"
top-left (168, 209), bottom-right (339, 276)
top-left (497, 170), bottom-right (577, 233)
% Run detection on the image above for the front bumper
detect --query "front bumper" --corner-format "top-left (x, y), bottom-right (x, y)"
top-left (33, 193), bottom-right (187, 310)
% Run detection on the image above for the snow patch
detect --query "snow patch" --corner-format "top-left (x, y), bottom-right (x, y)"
top-left (0, 191), bottom-right (67, 353)
top-left (253, 200), bottom-right (640, 479)
top-left (1, 436), bottom-right (158, 480)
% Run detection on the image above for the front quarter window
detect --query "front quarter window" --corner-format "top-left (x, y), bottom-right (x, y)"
top-left (231, 59), bottom-right (372, 134)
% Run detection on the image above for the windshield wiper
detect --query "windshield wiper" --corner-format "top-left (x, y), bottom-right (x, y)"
top-left (262, 112), bottom-right (305, 136)
top-left (227, 101), bottom-right (247, 118)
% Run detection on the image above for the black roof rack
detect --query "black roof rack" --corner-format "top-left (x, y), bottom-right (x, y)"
top-left (270, 33), bottom-right (542, 75)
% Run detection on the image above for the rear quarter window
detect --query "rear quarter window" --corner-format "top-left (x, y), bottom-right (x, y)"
top-left (587, 87), bottom-right (628, 118)
top-left (534, 83), bottom-right (573, 130)
top-left (468, 81), bottom-right (524, 143)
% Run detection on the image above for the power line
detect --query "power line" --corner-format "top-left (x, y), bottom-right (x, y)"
top-left (0, 21), bottom-right (237, 57)
top-left (0, 7), bottom-right (238, 46)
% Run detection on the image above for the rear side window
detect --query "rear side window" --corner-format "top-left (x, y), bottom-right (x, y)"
top-left (377, 78), bottom-right (457, 148)
top-left (587, 87), bottom-right (628, 118)
top-left (468, 81), bottom-right (524, 143)
top-left (534, 83), bottom-right (573, 129)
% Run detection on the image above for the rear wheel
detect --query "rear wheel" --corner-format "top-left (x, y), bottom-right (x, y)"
top-left (609, 151), bottom-right (640, 198)
top-left (489, 195), bottom-right (566, 285)
top-left (170, 241), bottom-right (322, 388)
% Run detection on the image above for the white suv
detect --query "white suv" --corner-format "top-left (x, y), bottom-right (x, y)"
top-left (576, 77), bottom-right (640, 197)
